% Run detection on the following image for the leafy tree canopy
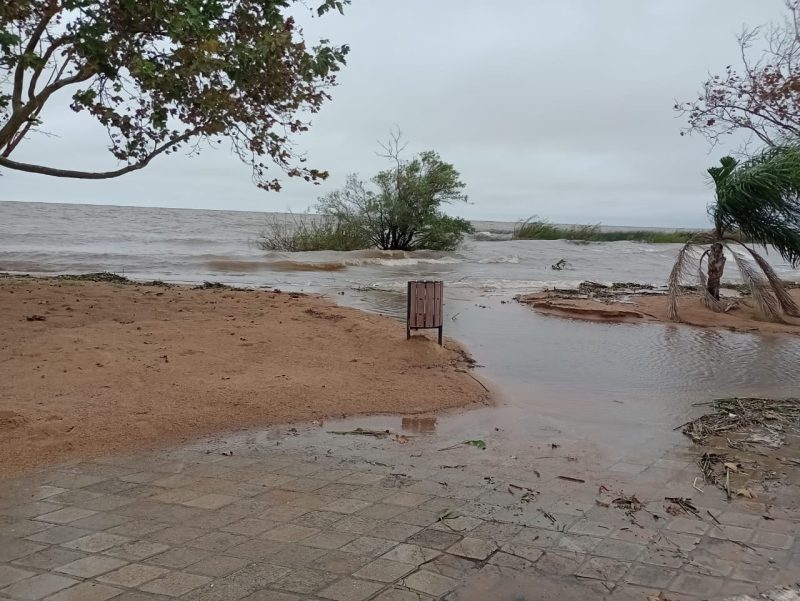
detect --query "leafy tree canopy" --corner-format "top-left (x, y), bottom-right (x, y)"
top-left (676, 1), bottom-right (800, 148)
top-left (0, 0), bottom-right (349, 189)
top-left (317, 132), bottom-right (473, 251)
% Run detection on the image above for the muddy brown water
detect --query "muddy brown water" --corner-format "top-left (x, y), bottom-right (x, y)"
top-left (4, 200), bottom-right (800, 457)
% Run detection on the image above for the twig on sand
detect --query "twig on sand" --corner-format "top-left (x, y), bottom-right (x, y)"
top-left (557, 475), bottom-right (585, 483)
top-left (465, 372), bottom-right (489, 392)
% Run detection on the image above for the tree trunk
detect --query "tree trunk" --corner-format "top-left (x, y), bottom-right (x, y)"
top-left (706, 242), bottom-right (726, 300)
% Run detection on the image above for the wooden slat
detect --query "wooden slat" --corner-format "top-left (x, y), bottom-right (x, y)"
top-left (433, 281), bottom-right (442, 327)
top-left (424, 282), bottom-right (434, 327)
top-left (415, 282), bottom-right (426, 328)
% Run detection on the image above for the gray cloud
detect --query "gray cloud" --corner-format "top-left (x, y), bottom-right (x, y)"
top-left (0, 1), bottom-right (785, 227)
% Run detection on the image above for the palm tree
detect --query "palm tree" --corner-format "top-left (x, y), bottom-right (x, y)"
top-left (668, 145), bottom-right (800, 322)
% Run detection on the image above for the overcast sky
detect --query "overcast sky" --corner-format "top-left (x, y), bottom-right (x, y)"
top-left (0, 1), bottom-right (787, 227)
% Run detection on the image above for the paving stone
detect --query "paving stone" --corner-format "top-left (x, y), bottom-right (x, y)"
top-left (68, 512), bottom-right (132, 531)
top-left (331, 516), bottom-right (381, 536)
top-left (269, 544), bottom-right (327, 568)
top-left (430, 515), bottom-right (482, 533)
top-left (667, 517), bottom-right (710, 536)
top-left (30, 486), bottom-right (69, 501)
top-left (401, 569), bottom-right (458, 597)
top-left (145, 548), bottom-right (213, 569)
top-left (535, 551), bottom-right (586, 576)
top-left (97, 563), bottom-right (171, 587)
top-left (339, 536), bottom-right (397, 557)
top-left (554, 534), bottom-right (602, 554)
top-left (356, 504), bottom-right (407, 520)
top-left (593, 539), bottom-right (646, 561)
top-left (323, 499), bottom-right (372, 515)
top-left (0, 566), bottom-right (35, 589)
top-left (11, 547), bottom-right (86, 571)
top-left (406, 529), bottom-right (462, 550)
top-left (106, 521), bottom-right (166, 538)
top-left (624, 563), bottom-right (678, 588)
top-left (509, 527), bottom-right (561, 549)
top-left (719, 512), bottom-right (762, 528)
top-left (258, 506), bottom-right (308, 522)
top-left (26, 526), bottom-right (91, 545)
top-left (184, 555), bottom-right (249, 578)
top-left (34, 508), bottom-right (97, 526)
top-left (0, 520), bottom-right (54, 538)
top-left (370, 522), bottom-right (423, 541)
top-left (318, 577), bottom-right (384, 601)
top-left (0, 538), bottom-right (46, 562)
top-left (220, 518), bottom-right (278, 536)
top-left (187, 531), bottom-right (248, 552)
top-left (241, 591), bottom-right (299, 601)
top-left (639, 546), bottom-right (686, 569)
top-left (270, 568), bottom-right (338, 594)
top-left (668, 572), bottom-right (724, 597)
top-left (752, 531), bottom-right (795, 550)
top-left (708, 525), bottom-right (753, 543)
top-left (55, 555), bottom-right (128, 578)
top-left (576, 556), bottom-right (631, 582)
top-left (292, 511), bottom-right (344, 530)
top-left (225, 539), bottom-right (286, 561)
top-left (0, 573), bottom-right (79, 600)
top-left (301, 531), bottom-right (358, 550)
top-left (261, 524), bottom-right (319, 543)
top-left (109, 593), bottom-right (166, 601)
top-left (488, 550), bottom-right (536, 571)
top-left (2, 502), bottom-right (62, 520)
top-left (182, 494), bottom-right (237, 510)
top-left (42, 581), bottom-right (123, 601)
top-left (104, 540), bottom-right (170, 562)
top-left (392, 509), bottom-right (440, 528)
top-left (338, 473), bottom-right (384, 486)
top-left (354, 558), bottom-right (416, 582)
top-left (63, 532), bottom-right (131, 553)
top-left (144, 526), bottom-right (206, 546)
top-left (446, 537), bottom-right (497, 560)
top-left (313, 551), bottom-right (373, 574)
top-left (499, 543), bottom-right (543, 563)
top-left (138, 572), bottom-right (212, 597)
top-left (372, 589), bottom-right (434, 601)
top-left (382, 492), bottom-right (430, 508)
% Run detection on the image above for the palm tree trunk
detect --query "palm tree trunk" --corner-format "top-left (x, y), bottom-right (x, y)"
top-left (706, 242), bottom-right (726, 300)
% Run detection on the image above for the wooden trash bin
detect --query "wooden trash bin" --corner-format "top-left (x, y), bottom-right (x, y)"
top-left (407, 280), bottom-right (444, 345)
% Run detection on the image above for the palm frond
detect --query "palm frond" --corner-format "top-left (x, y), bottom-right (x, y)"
top-left (668, 243), bottom-right (703, 321)
top-left (728, 240), bottom-right (800, 317)
top-left (730, 249), bottom-right (784, 322)
top-left (697, 250), bottom-right (726, 313)
top-left (713, 145), bottom-right (800, 266)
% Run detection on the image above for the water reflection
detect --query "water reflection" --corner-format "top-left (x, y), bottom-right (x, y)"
top-left (401, 416), bottom-right (438, 434)
top-left (339, 288), bottom-right (800, 447)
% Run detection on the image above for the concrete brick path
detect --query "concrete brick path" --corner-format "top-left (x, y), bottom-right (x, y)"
top-left (1, 420), bottom-right (798, 601)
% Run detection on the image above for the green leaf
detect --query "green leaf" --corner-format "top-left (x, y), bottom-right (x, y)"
top-left (462, 439), bottom-right (486, 450)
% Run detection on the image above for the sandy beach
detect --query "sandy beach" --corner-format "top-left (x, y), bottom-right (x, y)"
top-left (517, 286), bottom-right (800, 335)
top-left (0, 275), bottom-right (489, 475)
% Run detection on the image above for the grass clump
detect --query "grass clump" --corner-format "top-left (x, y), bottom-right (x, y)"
top-left (512, 216), bottom-right (699, 243)
top-left (258, 213), bottom-right (369, 252)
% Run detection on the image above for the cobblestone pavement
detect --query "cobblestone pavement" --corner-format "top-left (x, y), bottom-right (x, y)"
top-left (2, 417), bottom-right (799, 601)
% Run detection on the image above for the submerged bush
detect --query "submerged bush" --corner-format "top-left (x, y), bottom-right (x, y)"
top-left (258, 213), bottom-right (369, 252)
top-left (513, 216), bottom-right (699, 243)
top-left (259, 131), bottom-right (473, 252)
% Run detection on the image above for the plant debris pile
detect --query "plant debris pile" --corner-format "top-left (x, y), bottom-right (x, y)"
top-left (682, 397), bottom-right (800, 446)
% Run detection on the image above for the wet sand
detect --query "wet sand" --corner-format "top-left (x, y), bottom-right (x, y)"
top-left (0, 276), bottom-right (489, 475)
top-left (517, 288), bottom-right (800, 336)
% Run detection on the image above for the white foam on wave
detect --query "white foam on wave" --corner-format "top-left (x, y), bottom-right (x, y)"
top-left (355, 256), bottom-right (461, 267)
top-left (478, 255), bottom-right (520, 264)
